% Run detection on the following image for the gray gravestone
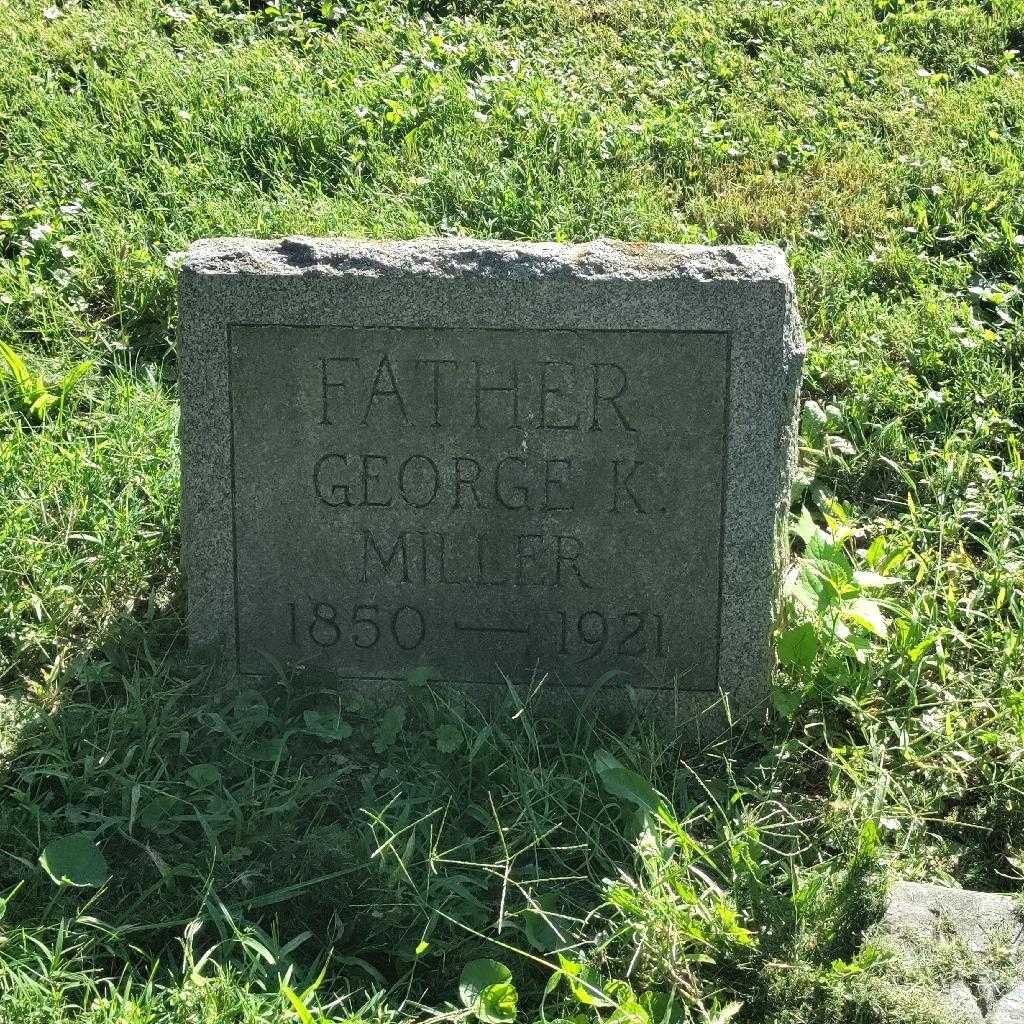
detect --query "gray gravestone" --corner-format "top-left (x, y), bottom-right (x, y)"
top-left (177, 238), bottom-right (804, 721)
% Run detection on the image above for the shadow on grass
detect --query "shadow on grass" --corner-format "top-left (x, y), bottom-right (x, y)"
top-left (0, 604), bottom-right (888, 1018)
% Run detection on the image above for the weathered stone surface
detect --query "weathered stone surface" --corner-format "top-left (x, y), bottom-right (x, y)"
top-left (873, 881), bottom-right (1024, 1023)
top-left (939, 980), bottom-right (985, 1024)
top-left (990, 983), bottom-right (1024, 1024)
top-left (177, 238), bottom-right (804, 721)
top-left (880, 882), bottom-right (1024, 960)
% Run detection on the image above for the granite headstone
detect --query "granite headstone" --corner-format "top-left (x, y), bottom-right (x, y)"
top-left (177, 238), bottom-right (804, 720)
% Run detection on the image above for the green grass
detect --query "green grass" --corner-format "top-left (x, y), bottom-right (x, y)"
top-left (1, 0), bottom-right (1023, 1021)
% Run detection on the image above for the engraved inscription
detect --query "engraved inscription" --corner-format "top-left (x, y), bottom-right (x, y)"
top-left (228, 328), bottom-right (729, 690)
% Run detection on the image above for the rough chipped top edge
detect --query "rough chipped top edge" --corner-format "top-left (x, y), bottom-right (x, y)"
top-left (180, 236), bottom-right (796, 290)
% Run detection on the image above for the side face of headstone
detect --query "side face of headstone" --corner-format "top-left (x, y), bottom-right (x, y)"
top-left (177, 238), bottom-right (804, 721)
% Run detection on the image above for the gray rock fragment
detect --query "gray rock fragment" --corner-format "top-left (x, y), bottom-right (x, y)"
top-left (938, 980), bottom-right (984, 1023)
top-left (990, 982), bottom-right (1024, 1024)
top-left (880, 881), bottom-right (1023, 961)
top-left (870, 881), bottom-right (1024, 1022)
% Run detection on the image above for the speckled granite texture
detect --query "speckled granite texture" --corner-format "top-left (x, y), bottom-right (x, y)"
top-left (177, 238), bottom-right (804, 731)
